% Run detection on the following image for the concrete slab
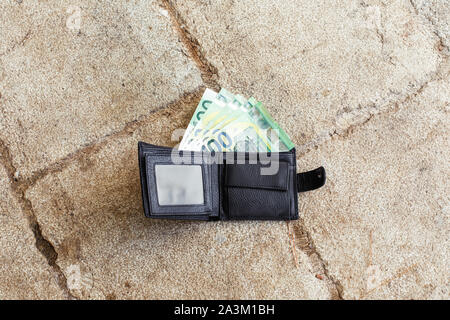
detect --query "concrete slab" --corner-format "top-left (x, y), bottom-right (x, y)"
top-left (296, 76), bottom-right (449, 299)
top-left (0, 165), bottom-right (65, 299)
top-left (172, 0), bottom-right (442, 149)
top-left (0, 0), bottom-right (202, 179)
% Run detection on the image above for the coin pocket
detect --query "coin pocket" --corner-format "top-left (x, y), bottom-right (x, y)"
top-left (224, 162), bottom-right (290, 219)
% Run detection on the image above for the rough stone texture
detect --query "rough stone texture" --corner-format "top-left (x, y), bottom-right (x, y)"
top-left (411, 0), bottom-right (450, 51)
top-left (26, 101), bottom-right (335, 299)
top-left (0, 0), bottom-right (202, 179)
top-left (296, 75), bottom-right (450, 299)
top-left (172, 0), bottom-right (442, 150)
top-left (0, 165), bottom-right (64, 299)
top-left (0, 0), bottom-right (448, 300)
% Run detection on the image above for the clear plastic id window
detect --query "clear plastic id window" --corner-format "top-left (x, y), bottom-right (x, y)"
top-left (154, 164), bottom-right (204, 205)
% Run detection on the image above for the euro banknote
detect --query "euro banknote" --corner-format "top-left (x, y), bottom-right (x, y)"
top-left (178, 88), bottom-right (295, 152)
top-left (178, 88), bottom-right (221, 149)
top-left (179, 89), bottom-right (271, 152)
top-left (179, 89), bottom-right (237, 149)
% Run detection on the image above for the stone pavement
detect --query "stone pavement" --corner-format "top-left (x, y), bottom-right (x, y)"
top-left (0, 0), bottom-right (448, 299)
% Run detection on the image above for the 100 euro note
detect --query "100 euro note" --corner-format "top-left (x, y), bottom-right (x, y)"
top-left (180, 89), bottom-right (273, 152)
top-left (186, 116), bottom-right (273, 152)
top-left (178, 88), bottom-right (218, 149)
top-left (193, 95), bottom-right (274, 152)
top-left (191, 94), bottom-right (295, 152)
top-left (178, 88), bottom-right (295, 152)
top-left (178, 89), bottom-right (240, 150)
top-left (178, 88), bottom-right (242, 150)
top-left (187, 89), bottom-right (242, 146)
top-left (247, 97), bottom-right (295, 151)
top-left (179, 89), bottom-right (246, 150)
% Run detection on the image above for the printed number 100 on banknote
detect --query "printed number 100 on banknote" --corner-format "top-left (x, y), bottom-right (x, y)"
top-left (178, 88), bottom-right (294, 152)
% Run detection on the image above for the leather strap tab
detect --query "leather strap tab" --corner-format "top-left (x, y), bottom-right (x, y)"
top-left (297, 167), bottom-right (326, 192)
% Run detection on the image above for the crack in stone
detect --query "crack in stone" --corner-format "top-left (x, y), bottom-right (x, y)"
top-left (294, 58), bottom-right (449, 300)
top-left (0, 29), bottom-right (32, 57)
top-left (0, 138), bottom-right (74, 299)
top-left (291, 220), bottom-right (344, 300)
top-left (296, 57), bottom-right (448, 158)
top-left (24, 87), bottom-right (204, 188)
top-left (160, 0), bottom-right (220, 91)
top-left (409, 0), bottom-right (449, 55)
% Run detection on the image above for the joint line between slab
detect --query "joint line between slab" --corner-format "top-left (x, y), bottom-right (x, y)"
top-left (0, 138), bottom-right (75, 299)
top-left (408, 0), bottom-right (449, 55)
top-left (23, 87), bottom-right (204, 188)
top-left (160, 0), bottom-right (220, 91)
top-left (288, 220), bottom-right (344, 300)
top-left (296, 57), bottom-right (449, 158)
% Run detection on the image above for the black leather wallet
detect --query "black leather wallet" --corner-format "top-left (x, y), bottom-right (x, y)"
top-left (138, 141), bottom-right (325, 221)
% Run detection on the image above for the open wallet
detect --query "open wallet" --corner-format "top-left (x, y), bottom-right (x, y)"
top-left (138, 142), bottom-right (326, 221)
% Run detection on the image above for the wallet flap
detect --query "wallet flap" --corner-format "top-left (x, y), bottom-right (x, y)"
top-left (222, 150), bottom-right (297, 220)
top-left (225, 162), bottom-right (288, 191)
top-left (297, 166), bottom-right (326, 192)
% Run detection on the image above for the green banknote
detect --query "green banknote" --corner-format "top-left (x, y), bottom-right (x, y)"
top-left (216, 88), bottom-right (234, 106)
top-left (193, 95), bottom-right (295, 152)
top-left (179, 89), bottom-right (241, 150)
top-left (178, 88), bottom-right (218, 149)
top-left (179, 89), bottom-right (244, 150)
top-left (198, 95), bottom-right (273, 152)
top-left (181, 91), bottom-right (273, 152)
top-left (178, 88), bottom-right (241, 149)
top-left (187, 114), bottom-right (272, 152)
top-left (247, 97), bottom-right (295, 151)
top-left (179, 88), bottom-right (295, 152)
